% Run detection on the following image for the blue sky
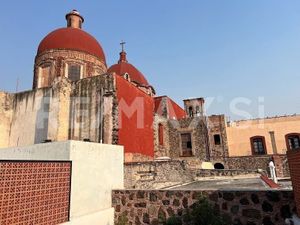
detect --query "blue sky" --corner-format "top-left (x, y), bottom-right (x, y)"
top-left (0, 0), bottom-right (299, 120)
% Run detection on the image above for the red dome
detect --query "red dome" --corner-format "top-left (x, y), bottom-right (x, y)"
top-left (108, 52), bottom-right (149, 86)
top-left (37, 28), bottom-right (106, 63)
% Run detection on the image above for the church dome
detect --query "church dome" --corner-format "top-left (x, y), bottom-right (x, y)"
top-left (37, 10), bottom-right (106, 64)
top-left (108, 51), bottom-right (149, 86)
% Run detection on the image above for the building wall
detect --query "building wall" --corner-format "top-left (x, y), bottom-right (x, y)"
top-left (124, 160), bottom-right (193, 189)
top-left (9, 88), bottom-right (57, 146)
top-left (168, 117), bottom-right (208, 161)
top-left (0, 161), bottom-right (71, 225)
top-left (2, 75), bottom-right (116, 149)
top-left (69, 74), bottom-right (116, 144)
top-left (287, 149), bottom-right (300, 217)
top-left (7, 78), bottom-right (73, 147)
top-left (226, 115), bottom-right (300, 156)
top-left (115, 75), bottom-right (154, 162)
top-left (112, 190), bottom-right (295, 225)
top-left (153, 114), bottom-right (170, 158)
top-left (0, 92), bottom-right (13, 148)
top-left (207, 115), bottom-right (229, 162)
top-left (154, 96), bottom-right (186, 120)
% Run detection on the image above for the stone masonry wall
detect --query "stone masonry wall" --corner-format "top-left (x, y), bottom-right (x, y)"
top-left (124, 161), bottom-right (193, 189)
top-left (207, 115), bottom-right (229, 162)
top-left (153, 114), bottom-right (170, 159)
top-left (273, 154), bottom-right (290, 178)
top-left (168, 117), bottom-right (208, 161)
top-left (226, 155), bottom-right (289, 178)
top-left (69, 74), bottom-right (117, 144)
top-left (226, 156), bottom-right (272, 173)
top-left (195, 169), bottom-right (259, 178)
top-left (112, 190), bottom-right (295, 225)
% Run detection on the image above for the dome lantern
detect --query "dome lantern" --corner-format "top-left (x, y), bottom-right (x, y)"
top-left (65, 9), bottom-right (84, 29)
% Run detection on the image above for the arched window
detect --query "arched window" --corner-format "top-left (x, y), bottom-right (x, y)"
top-left (214, 163), bottom-right (225, 170)
top-left (158, 123), bottom-right (164, 146)
top-left (195, 106), bottom-right (201, 117)
top-left (285, 133), bottom-right (300, 150)
top-left (188, 106), bottom-right (193, 117)
top-left (123, 73), bottom-right (130, 81)
top-left (38, 63), bottom-right (51, 87)
top-left (68, 63), bottom-right (81, 81)
top-left (250, 136), bottom-right (266, 155)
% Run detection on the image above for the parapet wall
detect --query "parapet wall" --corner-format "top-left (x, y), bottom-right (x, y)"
top-left (112, 190), bottom-right (295, 225)
top-left (226, 155), bottom-right (290, 178)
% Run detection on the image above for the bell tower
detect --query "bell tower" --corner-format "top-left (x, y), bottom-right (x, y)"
top-left (183, 97), bottom-right (205, 118)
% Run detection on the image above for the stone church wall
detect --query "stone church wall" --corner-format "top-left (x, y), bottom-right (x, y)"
top-left (69, 74), bottom-right (116, 144)
top-left (207, 115), bottom-right (229, 162)
top-left (0, 92), bottom-right (13, 148)
top-left (168, 117), bottom-right (208, 162)
top-left (153, 114), bottom-right (170, 158)
top-left (115, 75), bottom-right (155, 162)
top-left (7, 78), bottom-right (73, 147)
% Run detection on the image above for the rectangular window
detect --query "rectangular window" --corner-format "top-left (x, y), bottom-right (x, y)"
top-left (251, 136), bottom-right (266, 155)
top-left (158, 124), bottom-right (164, 146)
top-left (68, 64), bottom-right (81, 81)
top-left (40, 65), bottom-right (51, 86)
top-left (287, 135), bottom-right (300, 150)
top-left (181, 133), bottom-right (193, 156)
top-left (214, 134), bottom-right (221, 145)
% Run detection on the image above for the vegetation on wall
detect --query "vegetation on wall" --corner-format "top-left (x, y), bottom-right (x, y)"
top-left (166, 196), bottom-right (231, 225)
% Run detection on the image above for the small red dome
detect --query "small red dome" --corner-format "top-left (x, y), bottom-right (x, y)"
top-left (37, 27), bottom-right (106, 63)
top-left (108, 52), bottom-right (149, 86)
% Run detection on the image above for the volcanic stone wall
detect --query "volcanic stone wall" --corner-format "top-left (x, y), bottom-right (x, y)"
top-left (124, 160), bottom-right (193, 189)
top-left (168, 117), bottom-right (208, 161)
top-left (207, 115), bottom-right (229, 162)
top-left (226, 155), bottom-right (272, 172)
top-left (112, 190), bottom-right (295, 225)
top-left (153, 114), bottom-right (170, 158)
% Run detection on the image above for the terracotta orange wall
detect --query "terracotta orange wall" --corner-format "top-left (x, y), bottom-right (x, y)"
top-left (154, 97), bottom-right (164, 116)
top-left (154, 96), bottom-right (186, 120)
top-left (226, 115), bottom-right (300, 156)
top-left (167, 98), bottom-right (186, 119)
top-left (115, 75), bottom-right (154, 160)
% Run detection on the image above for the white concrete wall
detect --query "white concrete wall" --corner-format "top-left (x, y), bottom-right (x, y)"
top-left (0, 141), bottom-right (124, 223)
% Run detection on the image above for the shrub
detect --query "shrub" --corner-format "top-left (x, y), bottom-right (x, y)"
top-left (188, 196), bottom-right (231, 225)
top-left (166, 216), bottom-right (182, 225)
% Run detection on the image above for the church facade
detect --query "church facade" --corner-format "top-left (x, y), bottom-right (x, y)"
top-left (0, 10), bottom-right (299, 172)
